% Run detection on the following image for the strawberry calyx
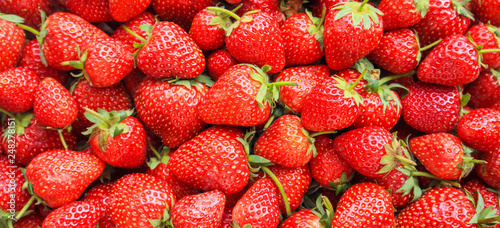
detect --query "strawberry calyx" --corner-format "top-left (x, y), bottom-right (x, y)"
top-left (60, 45), bottom-right (92, 82)
top-left (467, 191), bottom-right (500, 227)
top-left (306, 7), bottom-right (326, 51)
top-left (378, 134), bottom-right (417, 175)
top-left (352, 57), bottom-right (375, 74)
top-left (310, 195), bottom-right (335, 228)
top-left (165, 74), bottom-right (215, 92)
top-left (333, 69), bottom-right (365, 106)
top-left (457, 144), bottom-right (485, 180)
top-left (333, 0), bottom-right (384, 30)
top-left (468, 31), bottom-right (500, 69)
top-left (414, 0), bottom-right (430, 18)
top-left (81, 108), bottom-right (134, 152)
top-left (207, 4), bottom-right (243, 36)
top-left (364, 70), bottom-right (413, 112)
top-left (451, 0), bottom-right (474, 20)
top-left (459, 88), bottom-right (471, 117)
top-left (486, 24), bottom-right (500, 48)
top-left (148, 196), bottom-right (175, 228)
top-left (147, 143), bottom-right (171, 170)
top-left (0, 111), bottom-right (34, 137)
top-left (328, 172), bottom-right (354, 195)
top-left (206, 6), bottom-right (257, 37)
top-left (303, 129), bottom-right (337, 158)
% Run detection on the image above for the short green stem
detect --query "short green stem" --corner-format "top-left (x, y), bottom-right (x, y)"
top-left (268, 81), bottom-right (298, 87)
top-left (261, 166), bottom-right (292, 217)
top-left (321, 195), bottom-right (335, 214)
top-left (0, 108), bottom-right (16, 119)
top-left (479, 49), bottom-right (500, 54)
top-left (357, 0), bottom-right (370, 11)
top-left (16, 24), bottom-right (40, 36)
top-left (15, 195), bottom-right (35, 220)
top-left (7, 219), bottom-right (13, 228)
top-left (121, 25), bottom-right (147, 43)
top-left (378, 70), bottom-right (415, 85)
top-left (83, 108), bottom-right (112, 126)
top-left (58, 129), bottom-right (68, 150)
top-left (309, 131), bottom-right (337, 138)
top-left (148, 141), bottom-right (162, 160)
top-left (419, 39), bottom-right (442, 52)
top-left (318, 6), bottom-right (327, 27)
top-left (395, 154), bottom-right (417, 166)
top-left (348, 69), bottom-right (367, 91)
top-left (207, 6), bottom-right (241, 21)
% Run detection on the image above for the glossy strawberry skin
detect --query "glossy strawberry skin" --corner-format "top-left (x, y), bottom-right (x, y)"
top-left (171, 190), bottom-right (225, 228)
top-left (279, 209), bottom-right (321, 228)
top-left (109, 0), bottom-right (152, 22)
top-left (476, 149), bottom-right (500, 189)
top-left (281, 13), bottom-right (325, 67)
top-left (417, 35), bottom-right (480, 86)
top-left (33, 77), bottom-right (78, 129)
top-left (0, 19), bottom-right (25, 73)
top-left (189, 9), bottom-right (226, 51)
top-left (151, 0), bottom-right (216, 31)
top-left (467, 24), bottom-right (500, 71)
top-left (42, 201), bottom-right (101, 228)
top-left (137, 21), bottom-right (205, 79)
top-left (312, 0), bottom-right (356, 17)
top-left (65, 0), bottom-right (113, 22)
top-left (82, 183), bottom-right (118, 228)
top-left (0, 156), bottom-right (32, 212)
top-left (232, 178), bottom-right (280, 228)
top-left (395, 187), bottom-right (475, 227)
top-left (12, 213), bottom-right (44, 228)
top-left (401, 81), bottom-right (461, 133)
top-left (135, 77), bottom-right (208, 148)
top-left (332, 182), bottom-right (395, 227)
top-left (0, 68), bottom-right (39, 113)
top-left (206, 49), bottom-right (239, 81)
top-left (146, 162), bottom-right (199, 200)
top-left (375, 165), bottom-right (413, 208)
top-left (471, 0), bottom-right (500, 27)
top-left (168, 126), bottom-right (249, 195)
top-left (276, 65), bottom-right (331, 114)
top-left (0, 0), bottom-right (57, 28)
top-left (226, 11), bottom-right (286, 74)
top-left (465, 70), bottom-right (500, 108)
top-left (108, 173), bottom-right (176, 228)
top-left (378, 0), bottom-right (422, 31)
top-left (367, 29), bottom-right (419, 74)
top-left (457, 108), bottom-right (500, 152)
top-left (26, 150), bottom-right (105, 208)
top-left (18, 40), bottom-right (69, 84)
top-left (352, 91), bottom-right (402, 130)
top-left (111, 11), bottom-right (156, 49)
top-left (237, 0), bottom-right (286, 26)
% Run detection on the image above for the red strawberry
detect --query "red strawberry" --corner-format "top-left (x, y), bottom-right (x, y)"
top-left (25, 149), bottom-right (105, 208)
top-left (0, 16), bottom-right (25, 73)
top-left (312, 0), bottom-right (356, 18)
top-left (65, 0), bottom-right (113, 22)
top-left (464, 69), bottom-right (500, 108)
top-left (146, 159), bottom-right (199, 200)
top-left (401, 81), bottom-right (461, 133)
top-left (108, 173), bottom-right (176, 228)
top-left (135, 76), bottom-right (209, 148)
top-left (471, 0), bottom-right (500, 26)
top-left (237, 0), bottom-right (286, 25)
top-left (123, 69), bottom-right (147, 99)
top-left (332, 182), bottom-right (395, 227)
top-left (171, 190), bottom-right (225, 227)
top-left (463, 179), bottom-right (500, 227)
top-left (279, 209), bottom-right (326, 228)
top-left (189, 8), bottom-right (227, 52)
top-left (457, 108), bottom-right (500, 152)
top-left (232, 178), bottom-right (280, 227)
top-left (323, 0), bottom-right (384, 70)
top-left (33, 77), bottom-right (78, 129)
top-left (42, 201), bottom-right (101, 228)
top-left (18, 39), bottom-right (68, 84)
top-left (378, 0), bottom-right (425, 31)
top-left (136, 21), bottom-right (205, 79)
top-left (206, 49), bottom-right (239, 81)
top-left (352, 86), bottom-right (402, 131)
top-left (467, 24), bottom-right (500, 71)
top-left (152, 0), bottom-right (216, 31)
top-left (109, 0), bottom-right (152, 22)
top-left (375, 164), bottom-right (414, 208)
top-left (0, 156), bottom-right (32, 213)
top-left (476, 148), bottom-right (500, 189)
top-left (82, 183), bottom-right (117, 228)
top-left (168, 126), bottom-right (249, 195)
top-left (0, 68), bottom-right (39, 113)
top-left (12, 213), bottom-right (44, 228)
top-left (0, 0), bottom-right (57, 28)
top-left (111, 11), bottom-right (156, 49)
top-left (276, 65), bottom-right (330, 114)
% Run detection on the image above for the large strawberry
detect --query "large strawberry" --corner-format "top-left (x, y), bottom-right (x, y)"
top-left (378, 0), bottom-right (426, 31)
top-left (109, 0), bottom-right (152, 22)
top-left (151, 0), bottom-right (216, 31)
top-left (18, 40), bottom-right (68, 84)
top-left (0, 15), bottom-right (25, 73)
top-left (42, 201), bottom-right (101, 228)
top-left (457, 108), bottom-right (500, 152)
top-left (471, 0), bottom-right (500, 26)
top-left (465, 69), bottom-right (500, 108)
top-left (323, 0), bottom-right (384, 70)
top-left (135, 76), bottom-right (209, 148)
top-left (467, 24), bottom-right (500, 71)
top-left (0, 68), bottom-right (39, 113)
top-left (25, 149), bottom-right (105, 208)
top-left (171, 190), bottom-right (225, 227)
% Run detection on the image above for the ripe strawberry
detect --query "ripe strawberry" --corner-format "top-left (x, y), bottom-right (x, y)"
top-left (41, 12), bottom-right (108, 71)
top-left (312, 0), bottom-right (356, 18)
top-left (467, 24), bottom-right (500, 71)
top-left (232, 178), bottom-right (280, 227)
top-left (84, 109), bottom-right (147, 168)
top-left (323, 0), bottom-right (384, 70)
top-left (276, 65), bottom-right (330, 113)
top-left (135, 76), bottom-right (208, 148)
top-left (42, 201), bottom-right (101, 228)
top-left (465, 69), bottom-right (500, 108)
top-left (378, 0), bottom-right (425, 31)
top-left (471, 0), bottom-right (500, 26)
top-left (12, 213), bottom-right (44, 228)
top-left (336, 67), bottom-right (369, 93)
top-left (0, 0), bottom-right (57, 28)
top-left (168, 126), bottom-right (249, 195)
top-left (0, 16), bottom-right (25, 73)
top-left (279, 209), bottom-right (321, 228)
top-left (0, 68), bottom-right (39, 113)
top-left (171, 190), bottom-right (225, 227)
top-left (72, 79), bottom-right (133, 129)
top-left (152, 0), bottom-right (216, 31)
top-left (237, 0), bottom-right (286, 26)
top-left (189, 8), bottom-right (227, 52)
top-left (136, 21), bottom-right (205, 79)
top-left (65, 0), bottom-right (113, 22)
top-left (82, 183), bottom-right (117, 228)
top-left (206, 49), bottom-right (239, 81)
top-left (457, 108), bottom-right (500, 152)
top-left (375, 164), bottom-right (414, 208)
top-left (476, 148), bottom-right (500, 189)
top-left (0, 156), bottom-right (32, 213)
top-left (332, 182), bottom-right (395, 227)
top-left (109, 0), bottom-right (152, 22)
top-left (108, 173), bottom-right (176, 228)
top-left (254, 115), bottom-right (314, 167)
top-left (352, 86), bottom-right (402, 131)
top-left (401, 81), bottom-right (461, 133)
top-left (463, 179), bottom-right (500, 226)
top-left (123, 69), bottom-right (147, 99)
top-left (25, 149), bottom-right (105, 208)
top-left (18, 40), bottom-right (68, 84)
top-left (111, 11), bottom-right (156, 49)
top-left (395, 187), bottom-right (476, 227)
top-left (146, 159), bottom-right (199, 200)
top-left (33, 77), bottom-right (78, 129)
top-left (411, 0), bottom-right (472, 47)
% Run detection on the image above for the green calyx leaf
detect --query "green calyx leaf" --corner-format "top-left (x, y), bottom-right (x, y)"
top-left (452, 0), bottom-right (474, 20)
top-left (395, 166), bottom-right (423, 203)
top-left (378, 135), bottom-right (417, 175)
top-left (333, 72), bottom-right (364, 106)
top-left (328, 172), bottom-right (353, 195)
top-left (333, 0), bottom-right (384, 30)
top-left (414, 0), bottom-right (430, 18)
top-left (306, 9), bottom-right (326, 50)
top-left (0, 14), bottom-right (25, 24)
top-left (82, 108), bottom-right (134, 151)
top-left (468, 191), bottom-right (500, 226)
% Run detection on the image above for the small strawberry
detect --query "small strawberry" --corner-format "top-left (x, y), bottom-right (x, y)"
top-left (18, 39), bottom-right (68, 84)
top-left (33, 77), bottom-right (78, 129)
top-left (111, 11), bottom-right (156, 49)
top-left (0, 15), bottom-right (25, 73)
top-left (206, 49), bottom-right (239, 81)
top-left (82, 183), bottom-right (115, 228)
top-left (109, 0), bottom-right (152, 22)
top-left (0, 0), bottom-right (57, 28)
top-left (476, 148), bottom-right (500, 189)
top-left (108, 173), bottom-right (176, 228)
top-left (0, 68), bottom-right (39, 113)
top-left (171, 190), bottom-right (225, 228)
top-left (237, 0), bottom-right (286, 25)
top-left (65, 0), bottom-right (113, 22)
top-left (467, 24), bottom-right (500, 71)
top-left (471, 0), bottom-right (500, 26)
top-left (0, 156), bottom-right (32, 213)
top-left (189, 8), bottom-right (228, 52)
top-left (457, 108), bottom-right (500, 152)
top-left (152, 0), bottom-right (217, 31)
top-left (378, 0), bottom-right (426, 31)
top-left (312, 0), bottom-right (357, 18)
top-left (42, 201), bottom-right (101, 228)
top-left (12, 213), bottom-right (44, 228)
top-left (25, 149), bottom-right (105, 208)
top-left (464, 69), bottom-right (500, 108)
top-left (375, 164), bottom-right (415, 208)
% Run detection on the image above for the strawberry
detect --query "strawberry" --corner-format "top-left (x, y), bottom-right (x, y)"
top-left (12, 213), bottom-right (44, 228)
top-left (108, 173), bottom-right (176, 228)
top-left (171, 190), bottom-right (225, 227)
top-left (0, 15), bottom-right (25, 73)
top-left (84, 109), bottom-right (147, 168)
top-left (18, 40), bottom-right (68, 84)
top-left (395, 187), bottom-right (476, 227)
top-left (168, 126), bottom-right (249, 195)
top-left (467, 24), bottom-right (500, 71)
top-left (0, 0), bottom-right (57, 28)
top-left (111, 11), bottom-right (156, 49)
top-left (33, 77), bottom-right (78, 129)
top-left (254, 115), bottom-right (315, 167)
top-left (42, 201), bottom-right (101, 228)
top-left (135, 76), bottom-right (209, 148)
top-left (0, 156), bottom-right (32, 213)
top-left (82, 183), bottom-right (118, 228)
top-left (476, 148), bottom-right (500, 189)
top-left (146, 158), bottom-right (199, 200)
top-left (401, 81), bottom-right (461, 133)
top-left (312, 0), bottom-right (357, 18)
top-left (189, 8), bottom-right (227, 52)
top-left (471, 0), bottom-right (500, 26)
top-left (463, 179), bottom-right (500, 226)
top-left (332, 182), bottom-right (395, 227)
top-left (323, 0), bottom-right (384, 71)
top-left (152, 0), bottom-right (216, 31)
top-left (65, 0), bottom-right (113, 22)
top-left (375, 164), bottom-right (414, 208)
top-left (123, 69), bottom-right (147, 99)
top-left (457, 108), bottom-right (500, 152)
top-left (136, 21), bottom-right (206, 79)
top-left (109, 0), bottom-right (152, 22)
top-left (206, 49), bottom-right (239, 81)
top-left (378, 0), bottom-right (425, 31)
top-left (279, 209), bottom-right (322, 228)
top-left (25, 149), bottom-right (105, 208)
top-left (276, 65), bottom-right (330, 113)
top-left (0, 68), bottom-right (39, 113)
top-left (464, 69), bottom-right (500, 108)
top-left (232, 178), bottom-right (280, 227)
top-left (237, 0), bottom-right (286, 26)
top-left (410, 0), bottom-right (472, 47)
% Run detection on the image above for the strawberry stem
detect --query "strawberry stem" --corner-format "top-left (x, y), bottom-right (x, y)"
top-left (309, 131), bottom-right (337, 138)
top-left (0, 107), bottom-right (16, 119)
top-left (357, 0), bottom-right (370, 11)
top-left (410, 171), bottom-right (461, 187)
top-left (57, 129), bottom-right (68, 150)
top-left (206, 7), bottom-right (241, 21)
top-left (348, 69), bottom-right (367, 91)
top-left (419, 39), bottom-right (442, 52)
top-left (377, 70), bottom-right (415, 85)
top-left (16, 23), bottom-right (40, 36)
top-left (121, 25), bottom-right (147, 43)
top-left (83, 108), bottom-right (112, 126)
top-left (148, 141), bottom-right (162, 160)
top-left (15, 195), bottom-right (35, 220)
top-left (260, 166), bottom-right (292, 217)
top-left (478, 49), bottom-right (500, 54)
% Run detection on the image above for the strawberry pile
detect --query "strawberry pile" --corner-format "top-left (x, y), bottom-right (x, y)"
top-left (1, 0), bottom-right (500, 227)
